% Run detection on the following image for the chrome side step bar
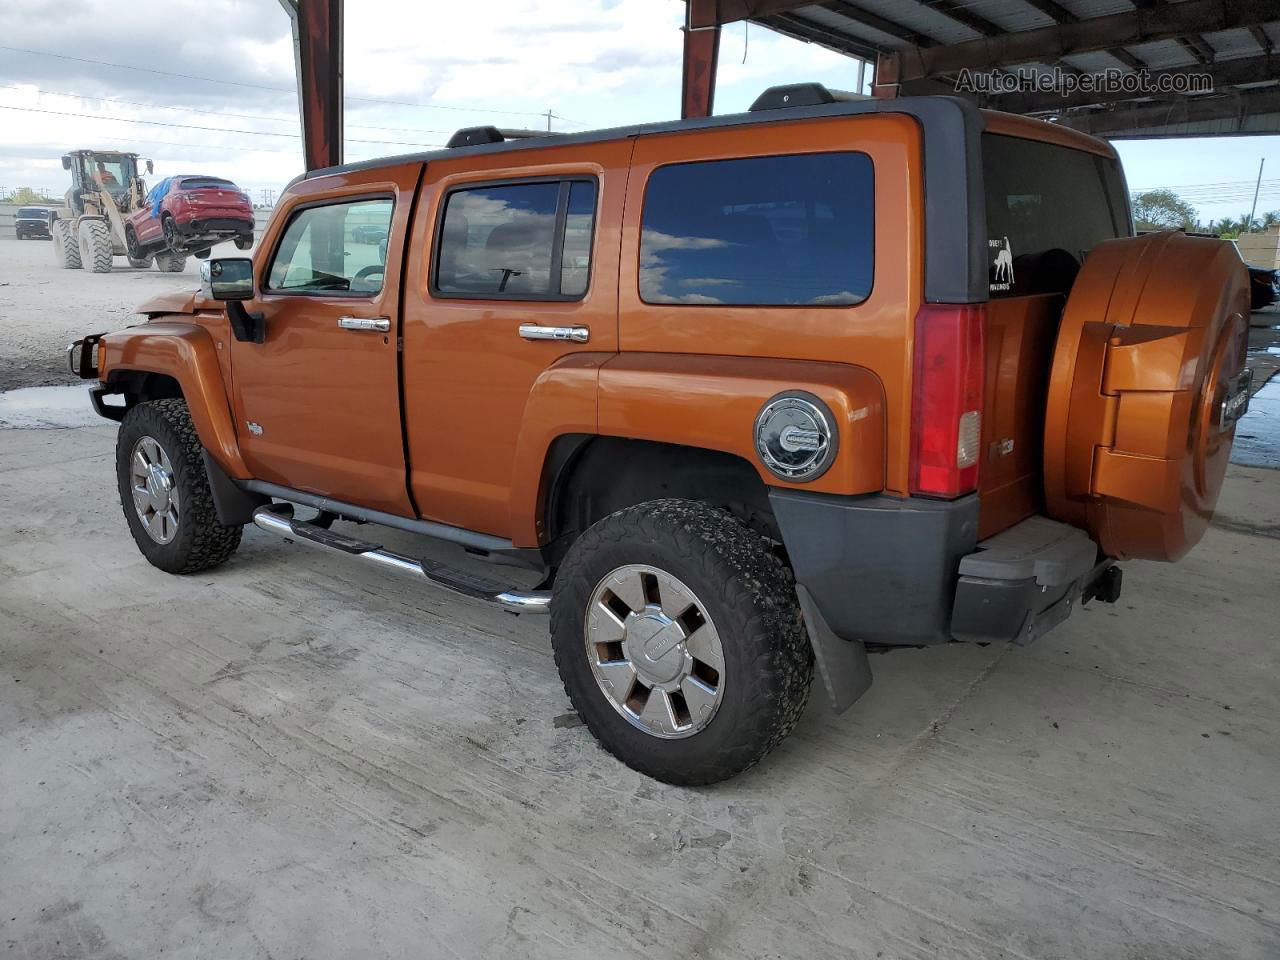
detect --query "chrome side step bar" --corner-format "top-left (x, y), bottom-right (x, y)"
top-left (252, 507), bottom-right (551, 615)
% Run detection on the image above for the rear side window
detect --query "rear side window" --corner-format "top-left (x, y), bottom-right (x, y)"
top-left (640, 153), bottom-right (874, 306)
top-left (266, 197), bottom-right (393, 296)
top-left (983, 134), bottom-right (1130, 298)
top-left (433, 179), bottom-right (598, 300)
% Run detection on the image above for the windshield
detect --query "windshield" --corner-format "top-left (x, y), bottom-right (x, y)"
top-left (17, 207), bottom-right (46, 218)
top-left (983, 134), bottom-right (1131, 298)
top-left (83, 155), bottom-right (133, 193)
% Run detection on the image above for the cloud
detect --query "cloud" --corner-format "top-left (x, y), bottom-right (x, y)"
top-left (0, 0), bottom-right (864, 198)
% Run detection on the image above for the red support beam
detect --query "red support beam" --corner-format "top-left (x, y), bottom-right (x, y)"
top-left (682, 23), bottom-right (721, 119)
top-left (281, 0), bottom-right (344, 171)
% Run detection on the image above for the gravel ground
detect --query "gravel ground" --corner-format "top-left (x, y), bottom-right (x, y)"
top-left (0, 234), bottom-right (249, 391)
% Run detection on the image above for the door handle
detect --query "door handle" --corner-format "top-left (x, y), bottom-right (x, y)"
top-left (518, 323), bottom-right (589, 343)
top-left (338, 316), bottom-right (391, 332)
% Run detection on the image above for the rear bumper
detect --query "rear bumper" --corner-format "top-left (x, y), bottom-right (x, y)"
top-left (771, 490), bottom-right (1102, 649)
top-left (175, 216), bottom-right (253, 237)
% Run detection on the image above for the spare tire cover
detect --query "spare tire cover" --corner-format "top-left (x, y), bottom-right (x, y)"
top-left (1044, 231), bottom-right (1250, 561)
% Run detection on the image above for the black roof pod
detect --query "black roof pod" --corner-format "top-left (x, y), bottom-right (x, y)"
top-left (749, 83), bottom-right (868, 112)
top-left (447, 126), bottom-right (562, 148)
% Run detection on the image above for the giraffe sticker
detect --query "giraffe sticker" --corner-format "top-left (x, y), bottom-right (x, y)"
top-left (989, 236), bottom-right (1014, 291)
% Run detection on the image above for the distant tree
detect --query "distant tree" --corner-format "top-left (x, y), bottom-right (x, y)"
top-left (1207, 212), bottom-right (1274, 239)
top-left (1131, 188), bottom-right (1198, 231)
top-left (6, 186), bottom-right (46, 205)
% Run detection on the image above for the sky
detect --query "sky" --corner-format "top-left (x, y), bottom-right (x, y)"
top-left (1, 0), bottom-right (1278, 225)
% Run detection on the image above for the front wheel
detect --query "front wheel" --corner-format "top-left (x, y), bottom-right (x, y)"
top-left (551, 500), bottom-right (814, 785)
top-left (116, 400), bottom-right (243, 574)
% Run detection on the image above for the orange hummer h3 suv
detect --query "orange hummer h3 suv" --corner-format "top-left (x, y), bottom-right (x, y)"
top-left (71, 85), bottom-right (1252, 784)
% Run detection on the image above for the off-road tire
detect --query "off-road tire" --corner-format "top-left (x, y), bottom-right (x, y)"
top-left (78, 219), bottom-right (113, 273)
top-left (53, 219), bottom-right (81, 269)
top-left (551, 499), bottom-right (814, 785)
top-left (154, 252), bottom-right (187, 273)
top-left (116, 400), bottom-right (243, 574)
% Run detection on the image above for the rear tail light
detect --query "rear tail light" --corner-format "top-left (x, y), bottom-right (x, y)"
top-left (909, 303), bottom-right (985, 498)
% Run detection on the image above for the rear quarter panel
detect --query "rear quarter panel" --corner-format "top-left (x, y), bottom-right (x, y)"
top-left (618, 114), bottom-right (924, 496)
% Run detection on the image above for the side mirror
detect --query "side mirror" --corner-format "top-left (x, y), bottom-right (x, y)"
top-left (62, 155), bottom-right (72, 170)
top-left (145, 159), bottom-right (154, 174)
top-left (200, 258), bottom-right (254, 301)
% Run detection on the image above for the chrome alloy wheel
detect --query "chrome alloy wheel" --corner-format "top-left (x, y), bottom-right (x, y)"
top-left (129, 435), bottom-right (180, 544)
top-left (585, 564), bottom-right (725, 739)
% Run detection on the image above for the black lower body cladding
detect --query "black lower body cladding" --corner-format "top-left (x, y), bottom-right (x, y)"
top-left (772, 490), bottom-right (1106, 650)
top-left (770, 490), bottom-right (979, 647)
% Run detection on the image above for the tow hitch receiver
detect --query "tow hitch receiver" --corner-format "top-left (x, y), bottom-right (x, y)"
top-left (251, 506), bottom-right (551, 614)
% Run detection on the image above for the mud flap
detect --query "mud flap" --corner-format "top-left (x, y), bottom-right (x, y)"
top-left (796, 584), bottom-right (873, 714)
top-left (202, 450), bottom-right (268, 526)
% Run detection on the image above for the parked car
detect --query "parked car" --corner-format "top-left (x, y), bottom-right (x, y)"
top-left (1230, 241), bottom-right (1280, 309)
top-left (14, 206), bottom-right (52, 240)
top-left (123, 175), bottom-right (254, 263)
top-left (70, 85), bottom-right (1253, 785)
top-left (352, 223), bottom-right (389, 244)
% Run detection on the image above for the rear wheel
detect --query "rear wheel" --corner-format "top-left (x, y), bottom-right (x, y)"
top-left (551, 499), bottom-right (813, 785)
top-left (52, 219), bottom-right (81, 269)
top-left (234, 235), bottom-right (253, 251)
top-left (78, 219), bottom-right (113, 273)
top-left (116, 400), bottom-right (242, 574)
top-left (128, 256), bottom-right (151, 268)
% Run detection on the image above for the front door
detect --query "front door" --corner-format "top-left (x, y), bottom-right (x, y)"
top-left (230, 163), bottom-right (422, 516)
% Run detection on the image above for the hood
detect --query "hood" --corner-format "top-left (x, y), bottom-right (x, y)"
top-left (136, 288), bottom-right (203, 317)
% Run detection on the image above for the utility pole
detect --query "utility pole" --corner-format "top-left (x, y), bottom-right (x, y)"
top-left (1247, 157), bottom-right (1265, 234)
top-left (544, 109), bottom-right (554, 132)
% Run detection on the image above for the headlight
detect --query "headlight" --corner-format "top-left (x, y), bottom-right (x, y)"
top-left (753, 392), bottom-right (837, 482)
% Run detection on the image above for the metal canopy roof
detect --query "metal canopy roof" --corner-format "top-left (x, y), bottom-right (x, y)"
top-left (686, 0), bottom-right (1280, 138)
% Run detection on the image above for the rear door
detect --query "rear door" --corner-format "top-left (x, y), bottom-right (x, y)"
top-left (230, 163), bottom-right (422, 515)
top-left (399, 142), bottom-right (629, 538)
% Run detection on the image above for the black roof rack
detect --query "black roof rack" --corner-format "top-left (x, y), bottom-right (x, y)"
top-left (446, 126), bottom-right (562, 148)
top-left (749, 83), bottom-right (868, 112)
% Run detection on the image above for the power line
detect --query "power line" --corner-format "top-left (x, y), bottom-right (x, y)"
top-left (0, 83), bottom-right (465, 136)
top-left (0, 43), bottom-right (553, 119)
top-left (0, 102), bottom-right (445, 148)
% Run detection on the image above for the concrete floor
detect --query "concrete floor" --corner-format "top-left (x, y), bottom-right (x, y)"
top-left (2, 422), bottom-right (1279, 959)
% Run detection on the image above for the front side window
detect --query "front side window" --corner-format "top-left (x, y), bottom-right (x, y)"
top-left (267, 198), bottom-right (393, 295)
top-left (434, 179), bottom-right (597, 299)
top-left (640, 153), bottom-right (874, 306)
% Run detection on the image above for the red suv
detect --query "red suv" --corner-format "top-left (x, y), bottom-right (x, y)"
top-left (124, 175), bottom-right (254, 260)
